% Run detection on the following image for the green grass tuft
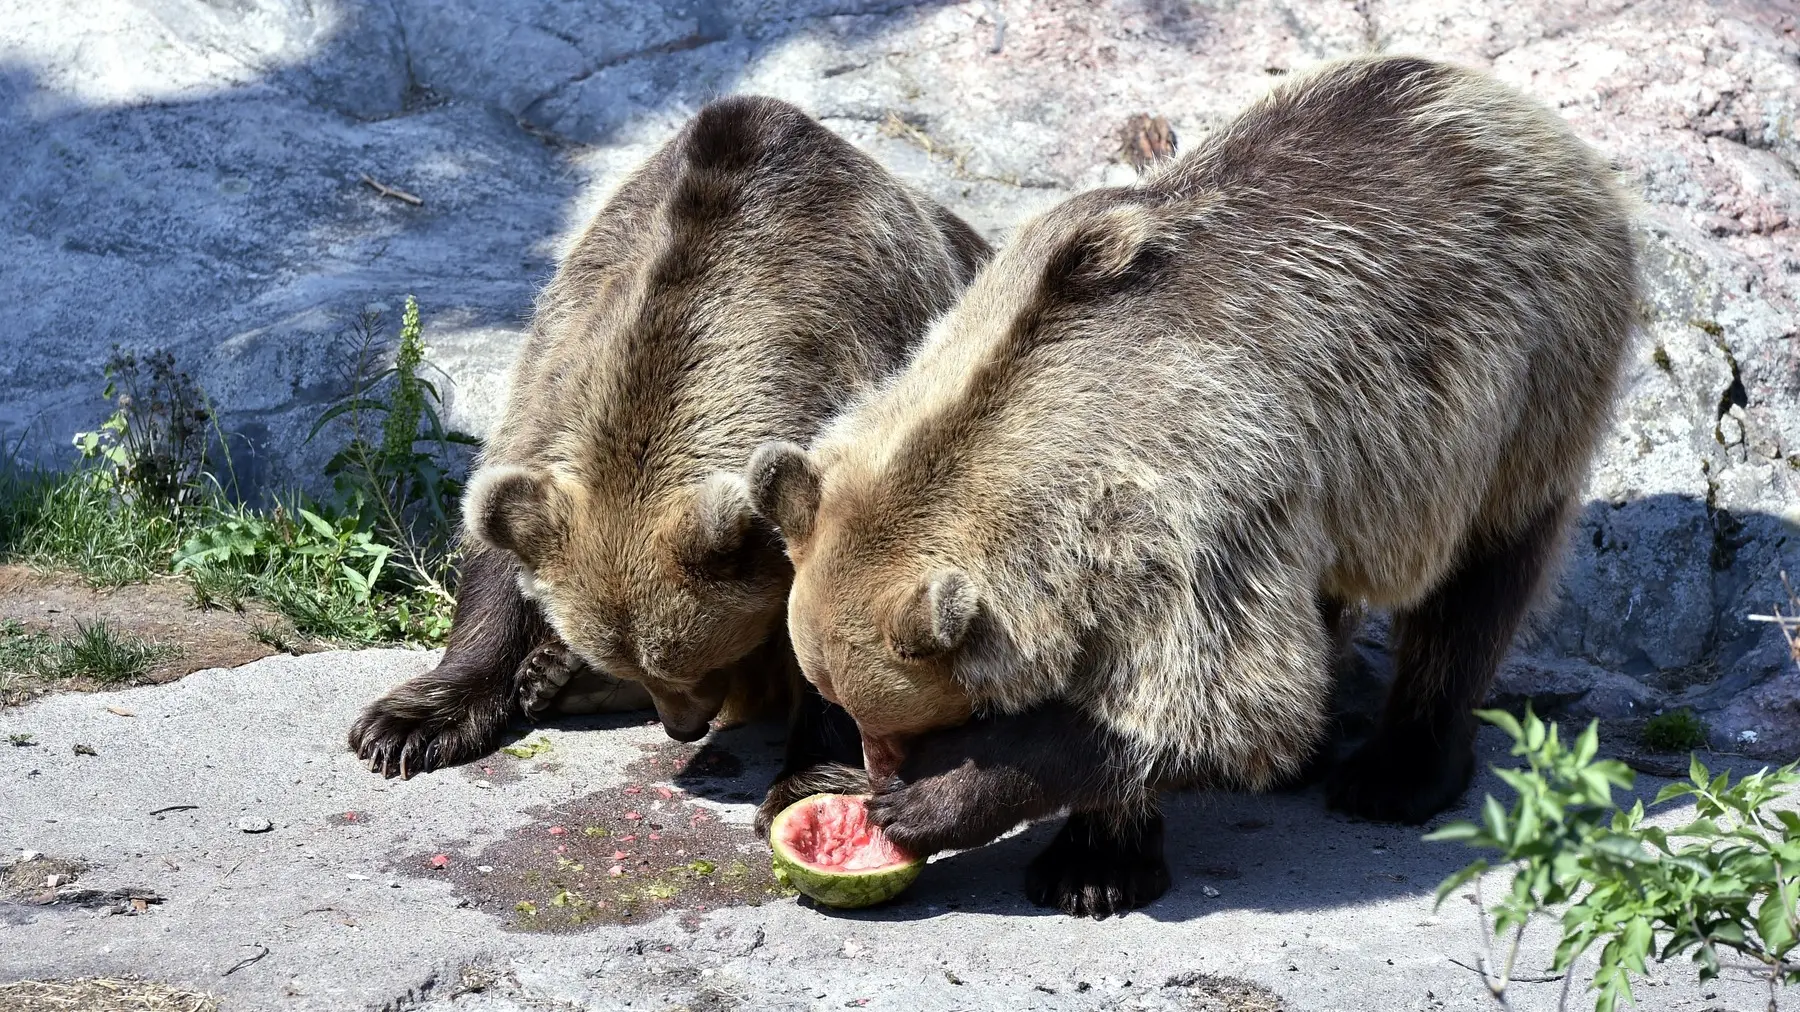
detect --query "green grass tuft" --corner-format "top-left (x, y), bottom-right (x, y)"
top-left (1641, 707), bottom-right (1708, 752)
top-left (52, 620), bottom-right (178, 683)
top-left (0, 618), bottom-right (177, 687)
top-left (2, 468), bottom-right (182, 587)
top-left (247, 617), bottom-right (297, 653)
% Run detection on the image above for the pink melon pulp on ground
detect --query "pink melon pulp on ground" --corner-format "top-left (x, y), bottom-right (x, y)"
top-left (768, 794), bottom-right (923, 908)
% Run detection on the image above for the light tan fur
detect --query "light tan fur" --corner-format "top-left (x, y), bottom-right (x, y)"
top-left (753, 56), bottom-right (1638, 790)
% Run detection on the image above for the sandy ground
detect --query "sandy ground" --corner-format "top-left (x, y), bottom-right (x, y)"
top-left (0, 650), bottom-right (1781, 1011)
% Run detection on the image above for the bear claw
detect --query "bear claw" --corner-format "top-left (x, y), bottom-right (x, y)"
top-left (346, 679), bottom-right (512, 779)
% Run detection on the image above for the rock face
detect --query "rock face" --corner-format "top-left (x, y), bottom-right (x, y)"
top-left (2, 1), bottom-right (1795, 751)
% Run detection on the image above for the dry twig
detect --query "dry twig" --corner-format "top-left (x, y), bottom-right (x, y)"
top-left (221, 943), bottom-right (269, 977)
top-left (0, 976), bottom-right (218, 1011)
top-left (359, 174), bottom-right (423, 206)
top-left (1449, 957), bottom-right (1564, 984)
top-left (978, 1), bottom-right (1006, 53)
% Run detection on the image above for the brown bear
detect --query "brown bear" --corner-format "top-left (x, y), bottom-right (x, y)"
top-left (347, 96), bottom-right (989, 818)
top-left (748, 55), bottom-right (1639, 917)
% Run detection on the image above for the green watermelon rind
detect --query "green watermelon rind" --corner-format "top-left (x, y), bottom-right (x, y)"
top-left (767, 794), bottom-right (924, 909)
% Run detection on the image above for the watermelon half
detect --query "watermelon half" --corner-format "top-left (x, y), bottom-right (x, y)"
top-left (768, 793), bottom-right (923, 908)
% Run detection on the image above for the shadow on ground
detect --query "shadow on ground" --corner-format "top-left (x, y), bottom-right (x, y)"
top-left (415, 716), bottom-right (1606, 931)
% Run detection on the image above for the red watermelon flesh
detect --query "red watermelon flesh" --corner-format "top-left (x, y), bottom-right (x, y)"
top-left (774, 794), bottom-right (914, 872)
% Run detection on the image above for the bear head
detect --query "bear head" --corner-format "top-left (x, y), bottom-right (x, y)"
top-left (464, 464), bottom-right (790, 742)
top-left (744, 441), bottom-right (982, 784)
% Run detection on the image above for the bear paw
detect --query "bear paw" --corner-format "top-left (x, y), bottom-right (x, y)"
top-left (515, 640), bottom-right (588, 717)
top-left (1025, 813), bottom-right (1169, 919)
top-left (1326, 728), bottom-right (1475, 824)
top-left (347, 676), bottom-right (513, 780)
top-left (865, 766), bottom-right (1031, 856)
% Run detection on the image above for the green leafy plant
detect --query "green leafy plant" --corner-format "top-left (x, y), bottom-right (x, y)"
top-left (1642, 708), bottom-right (1709, 752)
top-left (305, 296), bottom-right (475, 631)
top-left (172, 500), bottom-right (407, 642)
top-left (4, 298), bottom-right (474, 648)
top-left (1430, 709), bottom-right (1800, 1011)
top-left (71, 347), bottom-right (211, 514)
top-left (5, 347), bottom-right (203, 587)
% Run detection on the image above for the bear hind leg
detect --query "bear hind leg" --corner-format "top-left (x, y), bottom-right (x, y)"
top-left (1327, 497), bottom-right (1571, 824)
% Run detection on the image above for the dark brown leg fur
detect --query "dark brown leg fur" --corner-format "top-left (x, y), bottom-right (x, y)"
top-left (1026, 807), bottom-right (1169, 919)
top-left (866, 703), bottom-right (1141, 855)
top-left (1274, 594), bottom-right (1366, 790)
top-left (1327, 498), bottom-right (1571, 823)
top-left (754, 682), bottom-right (866, 834)
top-left (865, 703), bottom-right (1166, 915)
top-left (348, 545), bottom-right (545, 778)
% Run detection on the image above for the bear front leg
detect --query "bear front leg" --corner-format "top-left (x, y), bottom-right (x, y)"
top-left (865, 703), bottom-right (1144, 856)
top-left (348, 545), bottom-right (541, 778)
top-left (755, 681), bottom-right (866, 835)
top-left (1025, 806), bottom-right (1169, 919)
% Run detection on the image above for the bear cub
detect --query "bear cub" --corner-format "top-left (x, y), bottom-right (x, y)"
top-left (750, 56), bottom-right (1638, 917)
top-left (350, 97), bottom-right (990, 824)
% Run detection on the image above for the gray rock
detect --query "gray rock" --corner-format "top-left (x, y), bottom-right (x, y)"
top-left (2, 0), bottom-right (1797, 749)
top-left (236, 816), bottom-right (272, 833)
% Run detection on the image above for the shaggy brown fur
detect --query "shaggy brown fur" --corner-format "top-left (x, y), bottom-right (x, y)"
top-left (752, 56), bottom-right (1638, 916)
top-left (348, 96), bottom-right (989, 794)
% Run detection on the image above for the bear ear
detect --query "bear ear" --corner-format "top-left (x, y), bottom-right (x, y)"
top-left (885, 569), bottom-right (981, 660)
top-left (1040, 203), bottom-right (1167, 293)
top-left (463, 465), bottom-right (566, 568)
top-left (672, 472), bottom-right (768, 580)
top-left (745, 441), bottom-right (822, 546)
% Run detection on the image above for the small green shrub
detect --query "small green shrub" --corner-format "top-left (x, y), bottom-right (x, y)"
top-left (1642, 708), bottom-right (1709, 752)
top-left (4, 296), bottom-right (472, 648)
top-left (1430, 709), bottom-right (1800, 1011)
top-left (71, 347), bottom-right (212, 513)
